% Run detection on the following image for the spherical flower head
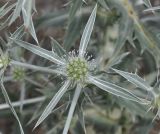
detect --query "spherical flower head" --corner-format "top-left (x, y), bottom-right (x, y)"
top-left (13, 67), bottom-right (25, 81)
top-left (66, 57), bottom-right (88, 82)
top-left (0, 54), bottom-right (10, 69)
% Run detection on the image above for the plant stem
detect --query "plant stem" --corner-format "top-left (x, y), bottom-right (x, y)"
top-left (0, 96), bottom-right (46, 110)
top-left (10, 60), bottom-right (66, 75)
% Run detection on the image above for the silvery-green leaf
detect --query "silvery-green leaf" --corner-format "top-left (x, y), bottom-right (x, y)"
top-left (34, 80), bottom-right (71, 129)
top-left (22, 0), bottom-right (32, 28)
top-left (62, 84), bottom-right (82, 134)
top-left (10, 25), bottom-right (25, 39)
top-left (50, 37), bottom-right (68, 58)
top-left (116, 97), bottom-right (153, 117)
top-left (134, 22), bottom-right (160, 66)
top-left (9, 0), bottom-right (38, 44)
top-left (6, 25), bottom-right (25, 60)
top-left (0, 14), bottom-right (12, 30)
top-left (0, 96), bottom-right (45, 111)
top-left (143, 0), bottom-right (152, 7)
top-left (0, 2), bottom-right (8, 12)
top-left (97, 0), bottom-right (109, 10)
top-left (12, 39), bottom-right (65, 65)
top-left (28, 100), bottom-right (67, 126)
top-left (113, 15), bottom-right (133, 57)
top-left (10, 60), bottom-right (65, 75)
top-left (0, 3), bottom-right (16, 19)
top-left (0, 76), bottom-right (24, 134)
top-left (27, 17), bottom-right (39, 44)
top-left (68, 0), bottom-right (83, 23)
top-left (112, 68), bottom-right (153, 92)
top-left (63, 13), bottom-right (82, 51)
top-left (79, 4), bottom-right (97, 57)
top-left (9, 0), bottom-right (23, 25)
top-left (7, 25), bottom-right (25, 48)
top-left (21, 0), bottom-right (38, 44)
top-left (32, 0), bottom-right (37, 12)
top-left (107, 52), bottom-right (130, 68)
top-left (144, 6), bottom-right (160, 12)
top-left (88, 75), bottom-right (149, 104)
top-left (62, 0), bottom-right (83, 51)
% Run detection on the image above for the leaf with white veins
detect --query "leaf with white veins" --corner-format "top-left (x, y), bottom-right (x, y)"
top-left (112, 68), bottom-right (152, 92)
top-left (79, 4), bottom-right (97, 57)
top-left (12, 39), bottom-right (65, 65)
top-left (0, 75), bottom-right (24, 134)
top-left (34, 80), bottom-right (71, 129)
top-left (88, 75), bottom-right (149, 104)
top-left (50, 37), bottom-right (68, 58)
top-left (9, 0), bottom-right (23, 25)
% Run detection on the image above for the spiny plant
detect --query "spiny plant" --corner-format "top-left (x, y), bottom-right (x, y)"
top-left (0, 0), bottom-right (160, 134)
top-left (10, 4), bottom-right (154, 134)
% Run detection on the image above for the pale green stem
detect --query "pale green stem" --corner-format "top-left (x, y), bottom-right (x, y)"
top-left (20, 81), bottom-right (26, 114)
top-left (62, 84), bottom-right (82, 134)
top-left (0, 96), bottom-right (46, 110)
top-left (10, 60), bottom-right (66, 76)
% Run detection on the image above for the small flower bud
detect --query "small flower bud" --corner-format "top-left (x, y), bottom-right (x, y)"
top-left (0, 54), bottom-right (10, 68)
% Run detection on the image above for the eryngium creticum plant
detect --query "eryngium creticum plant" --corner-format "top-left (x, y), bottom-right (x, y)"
top-left (11, 4), bottom-right (150, 134)
top-left (0, 49), bottom-right (24, 134)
